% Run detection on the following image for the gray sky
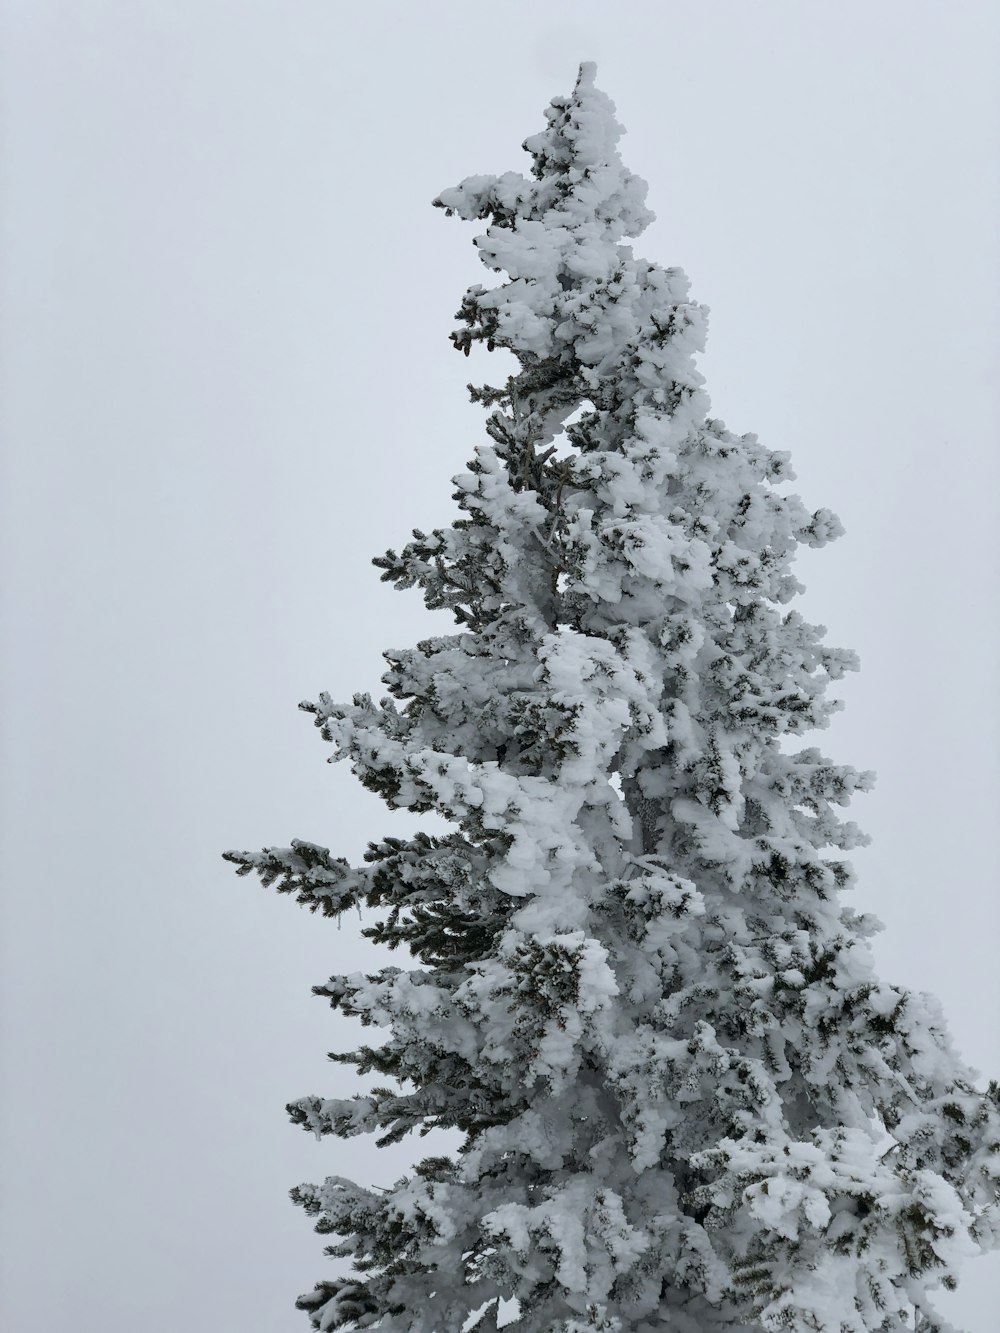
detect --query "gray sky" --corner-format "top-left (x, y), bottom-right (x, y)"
top-left (2, 2), bottom-right (998, 1329)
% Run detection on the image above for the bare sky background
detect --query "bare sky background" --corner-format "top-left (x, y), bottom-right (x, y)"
top-left (2, 2), bottom-right (998, 1329)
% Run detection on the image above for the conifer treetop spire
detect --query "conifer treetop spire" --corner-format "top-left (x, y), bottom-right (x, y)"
top-left (521, 60), bottom-right (635, 181)
top-left (434, 67), bottom-right (656, 370)
top-left (576, 60), bottom-right (598, 89)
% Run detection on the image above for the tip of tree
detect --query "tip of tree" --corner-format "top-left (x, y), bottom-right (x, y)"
top-left (576, 61), bottom-right (598, 90)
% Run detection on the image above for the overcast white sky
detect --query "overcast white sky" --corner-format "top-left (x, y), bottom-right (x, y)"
top-left (2, 3), bottom-right (998, 1330)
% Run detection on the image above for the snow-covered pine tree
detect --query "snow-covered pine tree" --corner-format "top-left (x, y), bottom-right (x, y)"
top-left (226, 65), bottom-right (999, 1333)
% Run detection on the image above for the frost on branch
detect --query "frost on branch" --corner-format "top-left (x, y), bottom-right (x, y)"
top-left (226, 63), bottom-right (1000, 1332)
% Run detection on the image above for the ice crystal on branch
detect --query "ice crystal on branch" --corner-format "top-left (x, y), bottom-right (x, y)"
top-left (227, 64), bottom-right (1000, 1332)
